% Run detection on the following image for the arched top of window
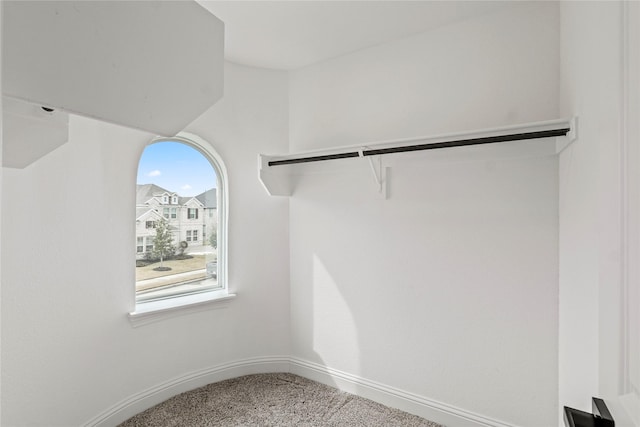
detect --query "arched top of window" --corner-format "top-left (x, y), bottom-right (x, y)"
top-left (133, 132), bottom-right (229, 316)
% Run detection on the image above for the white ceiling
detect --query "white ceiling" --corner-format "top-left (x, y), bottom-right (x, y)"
top-left (197, 1), bottom-right (522, 70)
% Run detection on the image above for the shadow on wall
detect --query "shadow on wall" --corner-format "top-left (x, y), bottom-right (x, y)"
top-left (289, 153), bottom-right (559, 427)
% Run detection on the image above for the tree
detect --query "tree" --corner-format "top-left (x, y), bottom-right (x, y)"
top-left (209, 227), bottom-right (217, 249)
top-left (152, 219), bottom-right (175, 269)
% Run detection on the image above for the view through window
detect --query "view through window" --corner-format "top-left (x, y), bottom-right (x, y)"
top-left (135, 140), bottom-right (221, 303)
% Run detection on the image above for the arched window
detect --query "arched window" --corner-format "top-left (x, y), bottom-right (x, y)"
top-left (133, 133), bottom-right (228, 310)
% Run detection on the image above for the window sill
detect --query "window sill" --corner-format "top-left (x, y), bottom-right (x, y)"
top-left (128, 290), bottom-right (236, 327)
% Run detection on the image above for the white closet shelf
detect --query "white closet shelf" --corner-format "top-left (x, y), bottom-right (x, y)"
top-left (259, 117), bottom-right (577, 197)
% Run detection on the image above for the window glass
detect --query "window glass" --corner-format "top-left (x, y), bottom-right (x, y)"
top-left (135, 137), bottom-right (224, 304)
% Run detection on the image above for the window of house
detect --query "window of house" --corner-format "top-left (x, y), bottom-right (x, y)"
top-left (132, 132), bottom-right (231, 323)
top-left (145, 236), bottom-right (154, 253)
top-left (163, 195), bottom-right (168, 204)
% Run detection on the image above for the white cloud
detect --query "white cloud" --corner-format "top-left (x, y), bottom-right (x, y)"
top-left (147, 170), bottom-right (161, 177)
top-left (181, 184), bottom-right (192, 190)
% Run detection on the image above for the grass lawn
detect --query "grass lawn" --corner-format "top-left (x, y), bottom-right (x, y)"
top-left (136, 255), bottom-right (208, 281)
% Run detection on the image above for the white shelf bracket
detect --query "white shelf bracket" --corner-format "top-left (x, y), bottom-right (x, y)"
top-left (362, 149), bottom-right (388, 199)
top-left (556, 116), bottom-right (579, 153)
top-left (258, 154), bottom-right (294, 196)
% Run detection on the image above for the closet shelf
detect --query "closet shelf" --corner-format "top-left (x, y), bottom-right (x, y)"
top-left (259, 117), bottom-right (577, 197)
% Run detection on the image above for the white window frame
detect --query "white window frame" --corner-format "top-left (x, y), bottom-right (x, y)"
top-left (130, 132), bottom-right (233, 326)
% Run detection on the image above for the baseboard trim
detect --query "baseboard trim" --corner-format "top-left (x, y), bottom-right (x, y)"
top-left (289, 357), bottom-right (519, 427)
top-left (83, 356), bottom-right (290, 427)
top-left (85, 356), bottom-right (519, 427)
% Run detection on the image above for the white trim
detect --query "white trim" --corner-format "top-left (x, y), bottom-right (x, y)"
top-left (84, 356), bottom-right (521, 427)
top-left (82, 356), bottom-right (290, 427)
top-left (289, 358), bottom-right (519, 427)
top-left (128, 291), bottom-right (236, 327)
top-left (135, 208), bottom-right (164, 223)
top-left (172, 132), bottom-right (229, 298)
top-left (620, 0), bottom-right (631, 395)
top-left (615, 2), bottom-right (640, 425)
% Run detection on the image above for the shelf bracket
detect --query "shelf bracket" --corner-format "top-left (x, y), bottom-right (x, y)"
top-left (362, 149), bottom-right (388, 199)
top-left (556, 116), bottom-right (579, 153)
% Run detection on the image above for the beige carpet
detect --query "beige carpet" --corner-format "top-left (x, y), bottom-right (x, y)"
top-left (119, 373), bottom-right (443, 426)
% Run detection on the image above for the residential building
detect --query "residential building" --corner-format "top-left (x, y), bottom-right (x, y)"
top-left (136, 183), bottom-right (217, 258)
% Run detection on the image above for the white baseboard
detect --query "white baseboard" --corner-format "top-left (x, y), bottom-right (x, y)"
top-left (83, 356), bottom-right (290, 427)
top-left (289, 357), bottom-right (518, 427)
top-left (84, 356), bottom-right (518, 427)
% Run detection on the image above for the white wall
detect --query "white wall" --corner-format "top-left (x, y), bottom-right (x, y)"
top-left (1, 3), bottom-right (4, 422)
top-left (0, 62), bottom-right (290, 426)
top-left (289, 2), bottom-right (559, 152)
top-left (559, 2), bottom-right (640, 425)
top-left (288, 3), bottom-right (560, 427)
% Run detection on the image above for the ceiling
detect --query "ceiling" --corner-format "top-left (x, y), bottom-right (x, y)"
top-left (197, 1), bottom-right (522, 71)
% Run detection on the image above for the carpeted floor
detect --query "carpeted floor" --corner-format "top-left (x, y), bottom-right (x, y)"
top-left (118, 373), bottom-right (443, 426)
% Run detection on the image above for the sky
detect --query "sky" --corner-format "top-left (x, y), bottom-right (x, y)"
top-left (137, 141), bottom-right (217, 197)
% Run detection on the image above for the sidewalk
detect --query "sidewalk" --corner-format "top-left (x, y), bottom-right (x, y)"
top-left (136, 268), bottom-right (207, 292)
top-left (184, 244), bottom-right (216, 256)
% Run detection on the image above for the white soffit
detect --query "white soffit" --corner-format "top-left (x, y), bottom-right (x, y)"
top-left (3, 1), bottom-right (224, 136)
top-left (3, 97), bottom-right (69, 168)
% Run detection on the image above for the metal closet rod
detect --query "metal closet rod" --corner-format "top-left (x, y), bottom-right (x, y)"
top-left (267, 127), bottom-right (571, 167)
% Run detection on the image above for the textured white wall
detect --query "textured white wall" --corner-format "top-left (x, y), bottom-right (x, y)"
top-left (0, 62), bottom-right (290, 426)
top-left (288, 3), bottom-right (560, 427)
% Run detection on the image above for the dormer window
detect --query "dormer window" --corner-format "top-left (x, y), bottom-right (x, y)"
top-left (172, 196), bottom-right (177, 204)
top-left (163, 195), bottom-right (168, 204)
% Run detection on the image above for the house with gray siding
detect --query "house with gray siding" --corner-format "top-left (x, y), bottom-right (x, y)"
top-left (136, 183), bottom-right (217, 258)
